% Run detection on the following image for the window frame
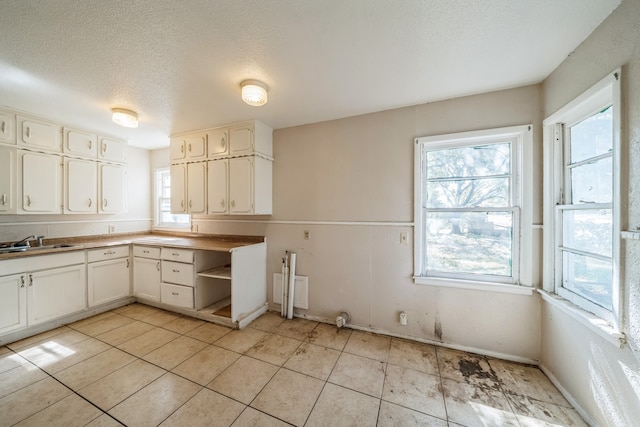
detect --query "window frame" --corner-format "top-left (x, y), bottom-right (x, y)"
top-left (542, 69), bottom-right (621, 327)
top-left (414, 125), bottom-right (531, 288)
top-left (153, 167), bottom-right (191, 230)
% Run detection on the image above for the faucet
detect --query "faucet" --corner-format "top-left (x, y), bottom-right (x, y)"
top-left (12, 235), bottom-right (44, 248)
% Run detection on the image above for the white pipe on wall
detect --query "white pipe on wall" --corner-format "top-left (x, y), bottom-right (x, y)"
top-left (281, 256), bottom-right (288, 318)
top-left (287, 252), bottom-right (296, 320)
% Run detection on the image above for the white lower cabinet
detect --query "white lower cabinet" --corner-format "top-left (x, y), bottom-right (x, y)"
top-left (28, 264), bottom-right (86, 325)
top-left (133, 245), bottom-right (161, 301)
top-left (0, 274), bottom-right (27, 335)
top-left (87, 246), bottom-right (131, 307)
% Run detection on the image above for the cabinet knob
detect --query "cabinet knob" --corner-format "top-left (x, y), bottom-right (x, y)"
top-left (188, 200), bottom-right (192, 208)
top-left (180, 200), bottom-right (184, 208)
top-left (221, 137), bottom-right (226, 148)
top-left (1, 121), bottom-right (5, 133)
top-left (126, 259), bottom-right (130, 268)
top-left (25, 126), bottom-right (31, 138)
top-left (1, 194), bottom-right (6, 205)
top-left (102, 144), bottom-right (107, 153)
top-left (28, 274), bottom-right (33, 287)
top-left (20, 276), bottom-right (25, 288)
top-left (104, 198), bottom-right (108, 208)
top-left (220, 199), bottom-right (225, 207)
top-left (171, 252), bottom-right (179, 256)
top-left (230, 200), bottom-right (235, 208)
top-left (88, 140), bottom-right (92, 150)
top-left (171, 292), bottom-right (179, 296)
top-left (26, 195), bottom-right (31, 206)
top-left (88, 198), bottom-right (92, 207)
top-left (156, 262), bottom-right (160, 271)
top-left (188, 143), bottom-right (192, 152)
top-left (172, 268), bottom-right (180, 273)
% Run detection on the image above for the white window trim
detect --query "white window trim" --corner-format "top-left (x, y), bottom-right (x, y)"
top-left (153, 167), bottom-right (191, 230)
top-left (542, 68), bottom-right (622, 332)
top-left (414, 125), bottom-right (533, 291)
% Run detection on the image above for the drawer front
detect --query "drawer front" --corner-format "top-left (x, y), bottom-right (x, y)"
top-left (161, 247), bottom-right (193, 263)
top-left (133, 245), bottom-right (161, 259)
top-left (161, 283), bottom-right (194, 308)
top-left (161, 260), bottom-right (194, 286)
top-left (88, 245), bottom-right (130, 262)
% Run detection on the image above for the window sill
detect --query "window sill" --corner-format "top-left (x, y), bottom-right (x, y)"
top-left (538, 289), bottom-right (626, 348)
top-left (414, 276), bottom-right (534, 295)
top-left (152, 225), bottom-right (191, 232)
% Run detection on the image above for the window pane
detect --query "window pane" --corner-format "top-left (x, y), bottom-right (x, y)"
top-left (570, 157), bottom-right (612, 204)
top-left (426, 177), bottom-right (509, 208)
top-left (426, 143), bottom-right (510, 179)
top-left (562, 209), bottom-right (612, 257)
top-left (426, 211), bottom-right (513, 276)
top-left (569, 106), bottom-right (612, 164)
top-left (562, 251), bottom-right (612, 310)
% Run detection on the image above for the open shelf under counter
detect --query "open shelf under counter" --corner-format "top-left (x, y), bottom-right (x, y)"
top-left (197, 266), bottom-right (231, 280)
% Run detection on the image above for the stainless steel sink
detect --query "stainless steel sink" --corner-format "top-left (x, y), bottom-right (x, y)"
top-left (0, 244), bottom-right (78, 254)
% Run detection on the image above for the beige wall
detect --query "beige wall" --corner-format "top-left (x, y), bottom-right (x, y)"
top-left (192, 84), bottom-right (543, 362)
top-left (541, 0), bottom-right (640, 425)
top-left (0, 145), bottom-right (152, 241)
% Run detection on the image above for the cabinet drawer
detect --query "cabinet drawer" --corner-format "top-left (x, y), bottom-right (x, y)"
top-left (88, 245), bottom-right (130, 262)
top-left (161, 283), bottom-right (194, 308)
top-left (161, 260), bottom-right (194, 286)
top-left (161, 248), bottom-right (193, 263)
top-left (133, 245), bottom-right (160, 259)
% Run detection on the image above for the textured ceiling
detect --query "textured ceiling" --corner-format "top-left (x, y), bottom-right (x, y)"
top-left (0, 0), bottom-right (621, 149)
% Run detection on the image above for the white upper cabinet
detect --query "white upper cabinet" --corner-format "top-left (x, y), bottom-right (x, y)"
top-left (17, 116), bottom-right (62, 152)
top-left (65, 158), bottom-right (97, 214)
top-left (0, 146), bottom-right (16, 214)
top-left (229, 156), bottom-right (272, 215)
top-left (229, 121), bottom-right (273, 158)
top-left (99, 163), bottom-right (126, 213)
top-left (0, 110), bottom-right (15, 144)
top-left (207, 129), bottom-right (229, 159)
top-left (19, 150), bottom-right (62, 214)
top-left (207, 159), bottom-right (228, 214)
top-left (187, 162), bottom-right (206, 214)
top-left (99, 136), bottom-right (127, 163)
top-left (64, 128), bottom-right (98, 158)
top-left (170, 163), bottom-right (187, 214)
top-left (170, 134), bottom-right (207, 163)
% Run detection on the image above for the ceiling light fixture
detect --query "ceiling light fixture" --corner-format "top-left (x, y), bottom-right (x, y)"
top-left (241, 80), bottom-right (268, 106)
top-left (112, 108), bottom-right (138, 128)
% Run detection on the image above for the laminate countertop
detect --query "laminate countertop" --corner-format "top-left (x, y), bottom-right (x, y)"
top-left (0, 232), bottom-right (266, 260)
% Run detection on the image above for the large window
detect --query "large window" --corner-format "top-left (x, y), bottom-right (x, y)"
top-left (154, 168), bottom-right (190, 228)
top-left (415, 126), bottom-right (530, 285)
top-left (543, 70), bottom-right (621, 324)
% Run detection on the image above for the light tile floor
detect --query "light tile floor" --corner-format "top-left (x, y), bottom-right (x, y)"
top-left (0, 304), bottom-right (588, 426)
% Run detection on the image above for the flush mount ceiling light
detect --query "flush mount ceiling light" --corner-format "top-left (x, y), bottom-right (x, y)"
top-left (241, 80), bottom-right (268, 106)
top-left (111, 108), bottom-right (138, 128)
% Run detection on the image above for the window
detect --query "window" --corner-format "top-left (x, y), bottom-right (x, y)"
top-left (154, 168), bottom-right (190, 228)
top-left (414, 125), bottom-right (530, 286)
top-left (543, 70), bottom-right (621, 324)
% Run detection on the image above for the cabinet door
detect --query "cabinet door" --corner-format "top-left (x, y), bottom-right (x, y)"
top-left (17, 116), bottom-right (61, 152)
top-left (229, 157), bottom-right (253, 214)
top-left (0, 110), bottom-right (15, 144)
top-left (170, 164), bottom-right (187, 213)
top-left (229, 126), bottom-right (253, 156)
top-left (99, 137), bottom-right (127, 163)
top-left (20, 151), bottom-right (61, 213)
top-left (0, 274), bottom-right (27, 335)
top-left (88, 258), bottom-right (131, 307)
top-left (64, 128), bottom-right (98, 157)
top-left (0, 146), bottom-right (16, 213)
top-left (65, 158), bottom-right (97, 213)
top-left (187, 162), bottom-right (206, 214)
top-left (100, 163), bottom-right (126, 213)
top-left (207, 159), bottom-right (228, 214)
top-left (133, 257), bottom-right (161, 301)
top-left (185, 135), bottom-right (206, 160)
top-left (206, 130), bottom-right (228, 158)
top-left (170, 138), bottom-right (186, 162)
top-left (28, 265), bottom-right (86, 325)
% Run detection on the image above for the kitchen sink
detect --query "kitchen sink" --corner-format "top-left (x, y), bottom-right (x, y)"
top-left (0, 244), bottom-right (79, 254)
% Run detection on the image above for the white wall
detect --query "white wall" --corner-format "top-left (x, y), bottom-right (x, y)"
top-left (0, 145), bottom-right (152, 241)
top-left (191, 84), bottom-right (543, 362)
top-left (541, 0), bottom-right (640, 425)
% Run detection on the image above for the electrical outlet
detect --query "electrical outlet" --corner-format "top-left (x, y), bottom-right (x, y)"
top-left (400, 232), bottom-right (408, 244)
top-left (108, 225), bottom-right (115, 234)
top-left (304, 230), bottom-right (310, 240)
